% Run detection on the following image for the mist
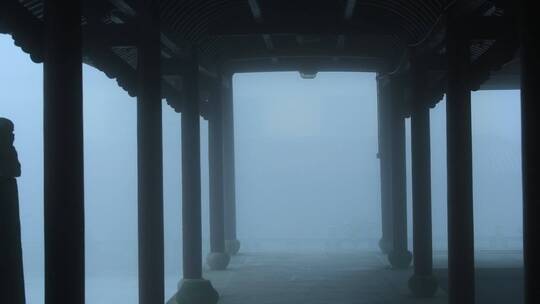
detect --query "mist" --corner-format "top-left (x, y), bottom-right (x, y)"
top-left (0, 34), bottom-right (523, 303)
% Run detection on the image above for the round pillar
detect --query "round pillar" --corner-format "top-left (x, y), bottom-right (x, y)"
top-left (222, 76), bottom-right (241, 255)
top-left (387, 79), bottom-right (412, 269)
top-left (136, 0), bottom-right (165, 302)
top-left (174, 57), bottom-right (219, 304)
top-left (519, 1), bottom-right (539, 304)
top-left (376, 76), bottom-right (394, 254)
top-left (408, 58), bottom-right (438, 297)
top-left (207, 80), bottom-right (230, 270)
top-left (446, 9), bottom-right (475, 304)
top-left (43, 0), bottom-right (85, 302)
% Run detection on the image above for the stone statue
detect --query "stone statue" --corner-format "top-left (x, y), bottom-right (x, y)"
top-left (0, 117), bottom-right (26, 303)
top-left (0, 118), bottom-right (21, 177)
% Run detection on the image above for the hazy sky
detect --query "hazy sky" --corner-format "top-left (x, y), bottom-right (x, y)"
top-left (0, 34), bottom-right (523, 303)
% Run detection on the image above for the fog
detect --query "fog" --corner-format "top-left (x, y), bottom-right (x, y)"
top-left (0, 34), bottom-right (523, 303)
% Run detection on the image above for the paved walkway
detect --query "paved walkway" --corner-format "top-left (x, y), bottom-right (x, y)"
top-left (205, 252), bottom-right (448, 304)
top-left (434, 250), bottom-right (524, 304)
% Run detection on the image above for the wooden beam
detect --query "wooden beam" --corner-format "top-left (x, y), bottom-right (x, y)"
top-left (209, 20), bottom-right (390, 36)
top-left (109, 0), bottom-right (135, 16)
top-left (344, 0), bottom-right (357, 20)
top-left (338, 0), bottom-right (357, 50)
top-left (107, 0), bottom-right (191, 54)
top-left (161, 58), bottom-right (218, 78)
top-left (247, 0), bottom-right (278, 62)
top-left (209, 16), bottom-right (512, 39)
top-left (83, 23), bottom-right (137, 47)
top-left (466, 16), bottom-right (516, 39)
top-left (247, 0), bottom-right (262, 22)
top-left (223, 57), bottom-right (384, 74)
top-left (221, 47), bottom-right (387, 61)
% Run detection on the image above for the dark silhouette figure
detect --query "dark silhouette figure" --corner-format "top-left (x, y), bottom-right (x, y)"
top-left (0, 118), bottom-right (25, 304)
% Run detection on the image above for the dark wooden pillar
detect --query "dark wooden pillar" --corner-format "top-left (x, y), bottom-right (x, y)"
top-left (387, 78), bottom-right (413, 269)
top-left (222, 75), bottom-right (240, 256)
top-left (175, 57), bottom-right (219, 304)
top-left (181, 58), bottom-right (203, 281)
top-left (43, 0), bottom-right (85, 303)
top-left (207, 79), bottom-right (231, 270)
top-left (446, 8), bottom-right (475, 304)
top-left (376, 76), bottom-right (394, 254)
top-left (408, 60), bottom-right (438, 297)
top-left (0, 118), bottom-right (25, 304)
top-left (136, 0), bottom-right (164, 303)
top-left (519, 1), bottom-right (539, 303)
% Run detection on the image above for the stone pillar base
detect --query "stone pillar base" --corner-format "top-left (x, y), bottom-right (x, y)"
top-left (167, 279), bottom-right (219, 304)
top-left (387, 250), bottom-right (412, 269)
top-left (378, 238), bottom-right (392, 254)
top-left (225, 239), bottom-right (241, 255)
top-left (408, 274), bottom-right (439, 297)
top-left (206, 252), bottom-right (231, 270)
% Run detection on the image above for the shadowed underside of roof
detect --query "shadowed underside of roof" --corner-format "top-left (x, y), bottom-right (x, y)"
top-left (0, 0), bottom-right (520, 113)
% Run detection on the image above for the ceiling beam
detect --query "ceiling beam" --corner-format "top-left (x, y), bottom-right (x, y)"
top-left (108, 0), bottom-right (136, 16)
top-left (222, 48), bottom-right (384, 62)
top-left (83, 23), bottom-right (136, 47)
top-left (209, 19), bottom-right (393, 36)
top-left (465, 16), bottom-right (516, 39)
top-left (338, 0), bottom-right (357, 49)
top-left (107, 0), bottom-right (191, 56)
top-left (247, 0), bottom-right (277, 62)
top-left (105, 0), bottom-right (217, 99)
top-left (247, 0), bottom-right (263, 22)
top-left (209, 16), bottom-right (511, 38)
top-left (344, 0), bottom-right (357, 20)
top-left (161, 58), bottom-right (218, 78)
top-left (223, 57), bottom-right (385, 74)
top-left (83, 26), bottom-right (189, 58)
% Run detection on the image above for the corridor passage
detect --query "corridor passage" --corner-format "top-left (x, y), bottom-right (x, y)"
top-left (201, 250), bottom-right (523, 304)
top-left (205, 252), bottom-right (446, 304)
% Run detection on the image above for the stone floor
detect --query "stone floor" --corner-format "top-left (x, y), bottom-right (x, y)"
top-left (205, 252), bottom-right (448, 304)
top-left (22, 250), bottom-right (523, 303)
top-left (202, 250), bottom-right (524, 304)
top-left (434, 250), bottom-right (524, 304)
